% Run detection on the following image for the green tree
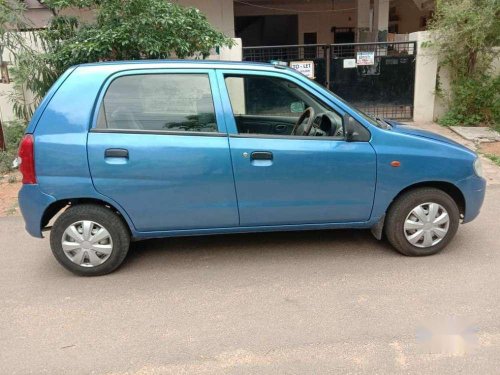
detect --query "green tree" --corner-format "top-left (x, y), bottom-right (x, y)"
top-left (0, 0), bottom-right (29, 59)
top-left (12, 0), bottom-right (234, 118)
top-left (0, 0), bottom-right (32, 150)
top-left (426, 0), bottom-right (500, 127)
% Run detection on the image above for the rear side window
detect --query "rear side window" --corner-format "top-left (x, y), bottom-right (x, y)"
top-left (96, 74), bottom-right (218, 132)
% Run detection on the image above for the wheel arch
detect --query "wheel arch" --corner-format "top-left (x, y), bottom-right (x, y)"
top-left (372, 180), bottom-right (465, 240)
top-left (389, 181), bottom-right (465, 217)
top-left (41, 197), bottom-right (135, 236)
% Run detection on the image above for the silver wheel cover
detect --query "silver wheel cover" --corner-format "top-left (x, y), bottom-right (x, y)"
top-left (61, 220), bottom-right (113, 267)
top-left (404, 202), bottom-right (450, 248)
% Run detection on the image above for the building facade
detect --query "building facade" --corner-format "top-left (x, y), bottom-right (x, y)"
top-left (1, 0), bottom-right (436, 123)
top-left (19, 0), bottom-right (434, 46)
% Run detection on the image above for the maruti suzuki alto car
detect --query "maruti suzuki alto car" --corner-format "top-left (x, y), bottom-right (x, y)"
top-left (17, 61), bottom-right (486, 275)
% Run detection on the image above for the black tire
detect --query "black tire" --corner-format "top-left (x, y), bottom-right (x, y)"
top-left (50, 204), bottom-right (130, 276)
top-left (385, 188), bottom-right (460, 256)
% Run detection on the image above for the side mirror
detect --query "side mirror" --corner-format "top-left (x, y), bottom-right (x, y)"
top-left (344, 116), bottom-right (357, 142)
top-left (343, 115), bottom-right (371, 142)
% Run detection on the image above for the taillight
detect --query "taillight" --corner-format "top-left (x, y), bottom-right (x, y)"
top-left (18, 134), bottom-right (37, 184)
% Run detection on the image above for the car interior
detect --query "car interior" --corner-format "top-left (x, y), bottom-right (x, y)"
top-left (96, 73), bottom-right (348, 138)
top-left (225, 75), bottom-right (345, 138)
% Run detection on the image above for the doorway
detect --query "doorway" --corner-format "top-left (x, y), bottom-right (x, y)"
top-left (235, 15), bottom-right (299, 46)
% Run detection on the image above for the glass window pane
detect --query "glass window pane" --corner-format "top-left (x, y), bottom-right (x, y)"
top-left (224, 75), bottom-right (344, 138)
top-left (98, 74), bottom-right (217, 132)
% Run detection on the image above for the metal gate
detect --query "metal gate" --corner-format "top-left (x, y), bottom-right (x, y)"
top-left (242, 44), bottom-right (330, 86)
top-left (242, 41), bottom-right (417, 120)
top-left (329, 41), bottom-right (416, 119)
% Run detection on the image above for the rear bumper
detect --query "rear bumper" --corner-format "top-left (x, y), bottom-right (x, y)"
top-left (457, 175), bottom-right (486, 223)
top-left (18, 184), bottom-right (56, 238)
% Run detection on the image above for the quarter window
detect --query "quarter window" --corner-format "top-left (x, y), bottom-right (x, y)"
top-left (97, 74), bottom-right (218, 132)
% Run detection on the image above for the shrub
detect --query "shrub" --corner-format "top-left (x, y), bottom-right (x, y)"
top-left (427, 0), bottom-right (500, 127)
top-left (438, 74), bottom-right (500, 126)
top-left (0, 120), bottom-right (26, 174)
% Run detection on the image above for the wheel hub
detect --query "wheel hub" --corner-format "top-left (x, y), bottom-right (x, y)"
top-left (403, 202), bottom-right (450, 248)
top-left (61, 220), bottom-right (113, 267)
top-left (81, 241), bottom-right (91, 250)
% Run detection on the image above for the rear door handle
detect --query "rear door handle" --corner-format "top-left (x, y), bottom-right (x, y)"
top-left (251, 151), bottom-right (273, 160)
top-left (105, 148), bottom-right (129, 158)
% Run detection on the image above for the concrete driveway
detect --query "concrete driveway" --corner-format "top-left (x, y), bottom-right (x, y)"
top-left (1, 187), bottom-right (499, 374)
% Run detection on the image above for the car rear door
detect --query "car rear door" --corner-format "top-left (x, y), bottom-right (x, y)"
top-left (216, 69), bottom-right (377, 226)
top-left (87, 69), bottom-right (239, 232)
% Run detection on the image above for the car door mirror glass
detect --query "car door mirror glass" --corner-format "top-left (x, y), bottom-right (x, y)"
top-left (345, 116), bottom-right (370, 142)
top-left (345, 117), bottom-right (357, 141)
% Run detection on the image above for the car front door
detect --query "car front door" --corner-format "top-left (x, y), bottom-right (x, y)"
top-left (87, 70), bottom-right (239, 232)
top-left (217, 70), bottom-right (377, 226)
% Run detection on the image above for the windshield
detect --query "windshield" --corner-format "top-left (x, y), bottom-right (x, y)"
top-left (307, 79), bottom-right (391, 129)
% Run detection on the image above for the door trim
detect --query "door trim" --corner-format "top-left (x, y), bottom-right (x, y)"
top-left (214, 69), bottom-right (347, 136)
top-left (90, 128), bottom-right (226, 137)
top-left (89, 69), bottom-right (229, 134)
top-left (229, 133), bottom-right (344, 141)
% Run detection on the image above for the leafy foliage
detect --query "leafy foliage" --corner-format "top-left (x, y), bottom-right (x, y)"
top-left (0, 120), bottom-right (26, 173)
top-left (0, 0), bottom-right (30, 53)
top-left (427, 0), bottom-right (500, 126)
top-left (438, 74), bottom-right (500, 126)
top-left (483, 153), bottom-right (500, 167)
top-left (11, 0), bottom-right (234, 118)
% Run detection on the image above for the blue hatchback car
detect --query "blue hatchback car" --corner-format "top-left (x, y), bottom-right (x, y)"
top-left (18, 60), bottom-right (486, 275)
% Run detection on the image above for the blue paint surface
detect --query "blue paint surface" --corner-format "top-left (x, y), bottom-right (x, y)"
top-left (19, 60), bottom-right (486, 239)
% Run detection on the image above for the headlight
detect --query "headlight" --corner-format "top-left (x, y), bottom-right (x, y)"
top-left (473, 158), bottom-right (484, 178)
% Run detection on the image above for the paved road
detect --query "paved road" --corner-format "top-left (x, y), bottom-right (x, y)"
top-left (1, 187), bottom-right (499, 374)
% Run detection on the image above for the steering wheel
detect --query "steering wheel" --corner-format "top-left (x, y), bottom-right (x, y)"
top-left (291, 107), bottom-right (316, 136)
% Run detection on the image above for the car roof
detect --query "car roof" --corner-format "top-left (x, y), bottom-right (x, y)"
top-left (75, 59), bottom-right (291, 73)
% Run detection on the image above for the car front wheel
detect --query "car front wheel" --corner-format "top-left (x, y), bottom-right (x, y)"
top-left (385, 187), bottom-right (460, 256)
top-left (50, 204), bottom-right (130, 276)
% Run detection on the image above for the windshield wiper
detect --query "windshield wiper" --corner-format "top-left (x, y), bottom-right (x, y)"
top-left (375, 117), bottom-right (391, 129)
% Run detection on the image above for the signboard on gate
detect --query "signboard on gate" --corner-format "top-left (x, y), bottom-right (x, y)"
top-left (356, 51), bottom-right (375, 66)
top-left (290, 61), bottom-right (315, 79)
top-left (343, 58), bottom-right (356, 68)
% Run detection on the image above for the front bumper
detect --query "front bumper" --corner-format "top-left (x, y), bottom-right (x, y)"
top-left (456, 175), bottom-right (486, 223)
top-left (18, 184), bottom-right (56, 238)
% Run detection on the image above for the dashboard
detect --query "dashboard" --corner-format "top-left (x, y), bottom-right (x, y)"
top-left (309, 112), bottom-right (344, 137)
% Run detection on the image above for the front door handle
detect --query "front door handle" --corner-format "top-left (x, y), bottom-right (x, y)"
top-left (105, 148), bottom-right (129, 158)
top-left (251, 151), bottom-right (273, 160)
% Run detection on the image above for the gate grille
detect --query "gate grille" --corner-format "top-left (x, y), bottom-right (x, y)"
top-left (330, 42), bottom-right (416, 119)
top-left (242, 41), bottom-right (417, 120)
top-left (242, 44), bottom-right (329, 87)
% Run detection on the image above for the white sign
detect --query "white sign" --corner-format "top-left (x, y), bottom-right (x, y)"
top-left (343, 58), bottom-right (356, 68)
top-left (270, 60), bottom-right (288, 67)
top-left (290, 61), bottom-right (315, 78)
top-left (356, 51), bottom-right (375, 66)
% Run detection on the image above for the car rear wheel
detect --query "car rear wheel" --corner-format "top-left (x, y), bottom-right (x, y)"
top-left (50, 204), bottom-right (130, 276)
top-left (385, 188), bottom-right (460, 256)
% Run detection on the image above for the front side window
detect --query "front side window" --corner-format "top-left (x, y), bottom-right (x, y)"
top-left (224, 75), bottom-right (344, 138)
top-left (97, 74), bottom-right (218, 132)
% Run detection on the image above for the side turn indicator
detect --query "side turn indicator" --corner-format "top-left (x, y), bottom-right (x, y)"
top-left (391, 161), bottom-right (401, 167)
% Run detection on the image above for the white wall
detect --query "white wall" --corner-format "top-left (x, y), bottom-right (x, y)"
top-left (234, 0), bottom-right (357, 45)
top-left (409, 31), bottom-right (438, 122)
top-left (173, 0), bottom-right (235, 37)
top-left (0, 84), bottom-right (16, 124)
top-left (234, 0), bottom-right (433, 45)
top-left (391, 0), bottom-right (431, 34)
